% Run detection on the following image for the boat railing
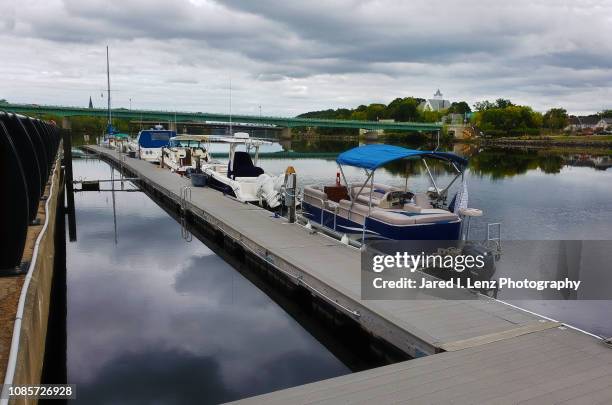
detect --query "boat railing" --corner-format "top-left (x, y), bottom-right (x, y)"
top-left (486, 222), bottom-right (502, 253)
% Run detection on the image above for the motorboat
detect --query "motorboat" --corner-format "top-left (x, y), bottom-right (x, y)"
top-left (302, 144), bottom-right (478, 241)
top-left (202, 132), bottom-right (284, 208)
top-left (160, 134), bottom-right (212, 174)
top-left (129, 125), bottom-right (174, 162)
top-left (102, 131), bottom-right (130, 151)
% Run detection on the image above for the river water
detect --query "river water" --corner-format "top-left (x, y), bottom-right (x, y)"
top-left (64, 159), bottom-right (351, 404)
top-left (62, 136), bottom-right (612, 403)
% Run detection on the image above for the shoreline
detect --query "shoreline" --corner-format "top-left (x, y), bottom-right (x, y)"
top-left (477, 136), bottom-right (612, 150)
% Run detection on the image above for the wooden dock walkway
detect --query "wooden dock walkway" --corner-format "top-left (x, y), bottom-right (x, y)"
top-left (85, 145), bottom-right (612, 404)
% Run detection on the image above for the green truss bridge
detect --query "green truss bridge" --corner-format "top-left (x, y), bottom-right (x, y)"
top-left (2, 103), bottom-right (442, 133)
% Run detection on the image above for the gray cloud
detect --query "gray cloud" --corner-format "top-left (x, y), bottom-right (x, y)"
top-left (1, 0), bottom-right (610, 114)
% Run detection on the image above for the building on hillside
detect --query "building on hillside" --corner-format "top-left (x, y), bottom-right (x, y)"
top-left (565, 116), bottom-right (600, 132)
top-left (595, 118), bottom-right (612, 130)
top-left (419, 89), bottom-right (451, 112)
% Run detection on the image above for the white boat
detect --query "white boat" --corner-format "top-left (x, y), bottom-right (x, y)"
top-left (160, 135), bottom-right (212, 174)
top-left (202, 132), bottom-right (284, 208)
top-left (128, 125), bottom-right (174, 162)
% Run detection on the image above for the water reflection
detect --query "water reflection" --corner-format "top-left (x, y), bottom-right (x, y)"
top-left (67, 160), bottom-right (350, 404)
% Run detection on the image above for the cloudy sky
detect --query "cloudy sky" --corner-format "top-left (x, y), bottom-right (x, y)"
top-left (1, 0), bottom-right (611, 116)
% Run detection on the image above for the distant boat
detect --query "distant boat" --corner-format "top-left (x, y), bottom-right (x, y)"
top-left (128, 125), bottom-right (174, 162)
top-left (160, 134), bottom-right (211, 173)
top-left (71, 148), bottom-right (87, 158)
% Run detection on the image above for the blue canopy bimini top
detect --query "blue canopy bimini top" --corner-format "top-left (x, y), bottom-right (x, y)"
top-left (336, 144), bottom-right (468, 170)
top-left (137, 130), bottom-right (175, 148)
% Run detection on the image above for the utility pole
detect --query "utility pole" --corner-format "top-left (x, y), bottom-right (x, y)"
top-left (106, 46), bottom-right (111, 132)
top-left (229, 77), bottom-right (232, 136)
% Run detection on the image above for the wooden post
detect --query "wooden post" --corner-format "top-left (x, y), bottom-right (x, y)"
top-left (62, 129), bottom-right (77, 241)
top-left (284, 166), bottom-right (297, 223)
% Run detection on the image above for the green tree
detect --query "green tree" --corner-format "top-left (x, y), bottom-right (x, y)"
top-left (385, 97), bottom-right (420, 121)
top-left (349, 110), bottom-right (367, 120)
top-left (420, 109), bottom-right (444, 123)
top-left (473, 100), bottom-right (496, 111)
top-left (495, 98), bottom-right (513, 109)
top-left (543, 108), bottom-right (569, 131)
top-left (448, 101), bottom-right (471, 114)
top-left (473, 104), bottom-right (541, 136)
top-left (364, 103), bottom-right (386, 121)
top-left (601, 110), bottom-right (612, 118)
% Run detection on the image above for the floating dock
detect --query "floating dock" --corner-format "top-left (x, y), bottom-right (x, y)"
top-left (85, 145), bottom-right (612, 404)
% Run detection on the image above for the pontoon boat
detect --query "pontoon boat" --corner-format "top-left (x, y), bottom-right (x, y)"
top-left (303, 144), bottom-right (475, 241)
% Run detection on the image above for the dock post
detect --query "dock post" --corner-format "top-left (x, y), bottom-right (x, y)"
top-left (284, 167), bottom-right (297, 223)
top-left (62, 129), bottom-right (77, 241)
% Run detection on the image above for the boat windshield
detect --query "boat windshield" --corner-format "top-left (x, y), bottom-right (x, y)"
top-left (150, 132), bottom-right (171, 141)
top-left (169, 139), bottom-right (204, 148)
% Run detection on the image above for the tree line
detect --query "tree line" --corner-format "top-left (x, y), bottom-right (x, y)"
top-left (298, 97), bottom-right (471, 124)
top-left (298, 96), bottom-right (612, 137)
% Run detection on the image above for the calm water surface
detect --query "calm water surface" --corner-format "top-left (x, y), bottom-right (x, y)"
top-left (67, 159), bottom-right (349, 404)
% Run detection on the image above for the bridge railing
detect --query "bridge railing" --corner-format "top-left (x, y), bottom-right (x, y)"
top-left (4, 103), bottom-right (442, 130)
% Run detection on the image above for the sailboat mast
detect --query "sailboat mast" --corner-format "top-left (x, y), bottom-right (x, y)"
top-left (229, 77), bottom-right (232, 136)
top-left (106, 46), bottom-right (111, 130)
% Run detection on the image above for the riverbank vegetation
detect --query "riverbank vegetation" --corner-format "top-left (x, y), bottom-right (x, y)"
top-left (298, 97), bottom-right (612, 139)
top-left (26, 113), bottom-right (135, 134)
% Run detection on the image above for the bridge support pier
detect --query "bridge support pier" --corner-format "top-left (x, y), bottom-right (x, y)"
top-left (61, 117), bottom-right (71, 130)
top-left (280, 127), bottom-right (292, 140)
top-left (363, 131), bottom-right (379, 141)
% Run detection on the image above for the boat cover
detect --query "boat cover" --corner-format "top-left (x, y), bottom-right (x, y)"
top-left (336, 144), bottom-right (468, 170)
top-left (138, 130), bottom-right (175, 148)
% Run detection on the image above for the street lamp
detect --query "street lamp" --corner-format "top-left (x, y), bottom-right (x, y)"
top-left (259, 105), bottom-right (262, 119)
top-left (129, 98), bottom-right (132, 111)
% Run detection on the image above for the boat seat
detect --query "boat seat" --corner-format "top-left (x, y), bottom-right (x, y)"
top-left (338, 199), bottom-right (370, 225)
top-left (403, 203), bottom-right (422, 213)
top-left (372, 207), bottom-right (458, 225)
top-left (229, 151), bottom-right (264, 179)
top-left (355, 193), bottom-right (383, 206)
top-left (303, 186), bottom-right (328, 209)
top-left (414, 193), bottom-right (433, 209)
top-left (351, 183), bottom-right (400, 198)
top-left (412, 211), bottom-right (459, 224)
top-left (370, 209), bottom-right (416, 225)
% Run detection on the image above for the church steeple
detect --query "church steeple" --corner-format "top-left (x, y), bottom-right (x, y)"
top-left (88, 96), bottom-right (93, 109)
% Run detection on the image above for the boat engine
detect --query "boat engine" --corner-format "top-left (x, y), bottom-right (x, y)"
top-left (256, 174), bottom-right (282, 208)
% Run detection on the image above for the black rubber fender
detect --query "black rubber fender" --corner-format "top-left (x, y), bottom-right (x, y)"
top-left (0, 118), bottom-right (30, 270)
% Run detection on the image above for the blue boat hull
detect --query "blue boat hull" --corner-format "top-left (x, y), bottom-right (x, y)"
top-left (303, 202), bottom-right (461, 241)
